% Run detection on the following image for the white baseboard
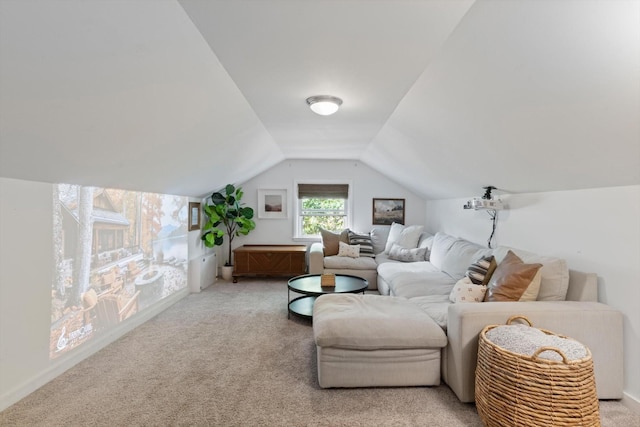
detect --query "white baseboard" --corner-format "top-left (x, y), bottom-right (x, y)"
top-left (0, 289), bottom-right (189, 412)
top-left (622, 392), bottom-right (640, 414)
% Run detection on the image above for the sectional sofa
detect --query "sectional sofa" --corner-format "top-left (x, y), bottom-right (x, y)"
top-left (308, 224), bottom-right (623, 402)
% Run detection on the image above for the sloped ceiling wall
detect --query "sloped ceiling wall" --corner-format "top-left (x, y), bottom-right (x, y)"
top-left (364, 0), bottom-right (640, 199)
top-left (0, 0), bottom-right (284, 197)
top-left (0, 1), bottom-right (638, 199)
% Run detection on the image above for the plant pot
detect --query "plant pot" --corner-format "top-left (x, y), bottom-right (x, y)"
top-left (221, 265), bottom-right (234, 281)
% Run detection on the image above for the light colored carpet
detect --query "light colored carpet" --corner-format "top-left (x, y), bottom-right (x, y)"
top-left (1, 278), bottom-right (638, 426)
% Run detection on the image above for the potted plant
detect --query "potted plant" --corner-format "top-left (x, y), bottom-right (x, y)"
top-left (201, 184), bottom-right (256, 281)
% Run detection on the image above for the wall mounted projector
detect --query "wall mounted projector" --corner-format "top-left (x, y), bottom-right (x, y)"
top-left (463, 198), bottom-right (504, 210)
top-left (463, 186), bottom-right (504, 210)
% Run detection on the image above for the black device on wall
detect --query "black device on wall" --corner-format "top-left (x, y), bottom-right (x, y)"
top-left (463, 186), bottom-right (504, 248)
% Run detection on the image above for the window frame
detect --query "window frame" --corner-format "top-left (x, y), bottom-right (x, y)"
top-left (293, 179), bottom-right (353, 240)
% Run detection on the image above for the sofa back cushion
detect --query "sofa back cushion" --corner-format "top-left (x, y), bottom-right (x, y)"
top-left (370, 226), bottom-right (390, 255)
top-left (492, 246), bottom-right (569, 301)
top-left (429, 232), bottom-right (460, 271)
top-left (384, 223), bottom-right (424, 254)
top-left (417, 233), bottom-right (435, 260)
top-left (440, 239), bottom-right (492, 280)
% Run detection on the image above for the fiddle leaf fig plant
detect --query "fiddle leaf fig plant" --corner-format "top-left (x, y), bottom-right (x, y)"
top-left (201, 184), bottom-right (256, 266)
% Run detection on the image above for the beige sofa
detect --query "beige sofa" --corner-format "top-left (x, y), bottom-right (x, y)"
top-left (308, 226), bottom-right (624, 403)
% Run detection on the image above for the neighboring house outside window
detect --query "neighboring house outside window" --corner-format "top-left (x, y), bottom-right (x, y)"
top-left (294, 182), bottom-right (351, 239)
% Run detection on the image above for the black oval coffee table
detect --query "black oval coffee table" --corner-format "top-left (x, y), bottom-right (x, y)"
top-left (287, 274), bottom-right (368, 320)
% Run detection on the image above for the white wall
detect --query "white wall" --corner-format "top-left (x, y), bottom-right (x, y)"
top-left (226, 159), bottom-right (426, 251)
top-left (0, 177), bottom-right (201, 411)
top-left (425, 185), bottom-right (640, 405)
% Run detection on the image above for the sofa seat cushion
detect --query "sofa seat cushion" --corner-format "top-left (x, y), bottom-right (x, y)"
top-left (378, 261), bottom-right (456, 299)
top-left (374, 252), bottom-right (400, 265)
top-left (324, 255), bottom-right (377, 270)
top-left (313, 293), bottom-right (447, 350)
top-left (377, 260), bottom-right (439, 277)
top-left (408, 295), bottom-right (451, 330)
top-left (391, 271), bottom-right (457, 299)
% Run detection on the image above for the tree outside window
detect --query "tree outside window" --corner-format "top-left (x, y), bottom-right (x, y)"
top-left (295, 182), bottom-right (351, 238)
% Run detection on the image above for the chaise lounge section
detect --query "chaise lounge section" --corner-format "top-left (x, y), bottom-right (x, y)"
top-left (314, 293), bottom-right (447, 388)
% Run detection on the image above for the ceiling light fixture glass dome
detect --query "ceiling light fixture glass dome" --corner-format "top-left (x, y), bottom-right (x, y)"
top-left (306, 95), bottom-right (343, 116)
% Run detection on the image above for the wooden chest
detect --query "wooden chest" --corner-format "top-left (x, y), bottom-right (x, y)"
top-left (232, 245), bottom-right (307, 282)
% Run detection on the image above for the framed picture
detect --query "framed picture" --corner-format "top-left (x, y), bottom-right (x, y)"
top-left (188, 202), bottom-right (201, 231)
top-left (258, 189), bottom-right (288, 219)
top-left (372, 198), bottom-right (405, 225)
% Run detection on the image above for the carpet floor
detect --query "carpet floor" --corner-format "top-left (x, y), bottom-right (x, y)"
top-left (1, 278), bottom-right (638, 426)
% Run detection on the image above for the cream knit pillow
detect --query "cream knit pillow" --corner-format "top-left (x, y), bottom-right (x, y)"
top-left (449, 277), bottom-right (487, 303)
top-left (337, 241), bottom-right (360, 258)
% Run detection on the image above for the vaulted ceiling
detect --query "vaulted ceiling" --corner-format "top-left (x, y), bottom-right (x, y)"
top-left (1, 1), bottom-right (638, 199)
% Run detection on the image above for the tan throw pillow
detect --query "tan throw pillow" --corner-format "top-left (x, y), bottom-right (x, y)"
top-left (485, 250), bottom-right (543, 302)
top-left (320, 228), bottom-right (349, 256)
top-left (337, 241), bottom-right (360, 258)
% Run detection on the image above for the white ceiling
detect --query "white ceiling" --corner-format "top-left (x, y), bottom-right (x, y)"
top-left (1, 0), bottom-right (638, 199)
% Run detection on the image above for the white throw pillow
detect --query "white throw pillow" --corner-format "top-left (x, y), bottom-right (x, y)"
top-left (337, 241), bottom-right (360, 258)
top-left (388, 244), bottom-right (428, 262)
top-left (449, 277), bottom-right (487, 303)
top-left (384, 223), bottom-right (424, 254)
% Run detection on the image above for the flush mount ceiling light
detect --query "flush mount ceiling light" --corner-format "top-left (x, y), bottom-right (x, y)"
top-left (306, 95), bottom-right (343, 116)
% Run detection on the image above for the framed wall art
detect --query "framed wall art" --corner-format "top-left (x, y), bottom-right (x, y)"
top-left (258, 189), bottom-right (288, 219)
top-left (372, 198), bottom-right (405, 225)
top-left (188, 202), bottom-right (201, 231)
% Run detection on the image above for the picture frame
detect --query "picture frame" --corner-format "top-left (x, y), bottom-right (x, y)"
top-left (258, 189), bottom-right (288, 219)
top-left (372, 198), bottom-right (405, 225)
top-left (188, 202), bottom-right (201, 231)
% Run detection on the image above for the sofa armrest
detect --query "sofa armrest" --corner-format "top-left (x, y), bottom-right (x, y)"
top-left (308, 242), bottom-right (325, 275)
top-left (444, 301), bottom-right (623, 402)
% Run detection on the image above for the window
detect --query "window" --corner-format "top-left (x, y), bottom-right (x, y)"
top-left (295, 182), bottom-right (351, 238)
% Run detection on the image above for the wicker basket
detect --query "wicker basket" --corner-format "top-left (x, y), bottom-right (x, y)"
top-left (475, 315), bottom-right (600, 427)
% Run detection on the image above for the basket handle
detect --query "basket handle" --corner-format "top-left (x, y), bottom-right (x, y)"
top-left (532, 346), bottom-right (569, 364)
top-left (506, 315), bottom-right (532, 326)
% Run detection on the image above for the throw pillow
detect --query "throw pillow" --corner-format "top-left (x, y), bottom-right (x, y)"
top-left (466, 255), bottom-right (497, 286)
top-left (384, 223), bottom-right (424, 254)
top-left (388, 243), bottom-right (428, 263)
top-left (337, 241), bottom-right (360, 258)
top-left (449, 277), bottom-right (487, 303)
top-left (348, 230), bottom-right (375, 257)
top-left (320, 228), bottom-right (349, 256)
top-left (485, 250), bottom-right (543, 302)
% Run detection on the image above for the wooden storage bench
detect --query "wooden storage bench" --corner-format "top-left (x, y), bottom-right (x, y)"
top-left (232, 245), bottom-right (307, 282)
